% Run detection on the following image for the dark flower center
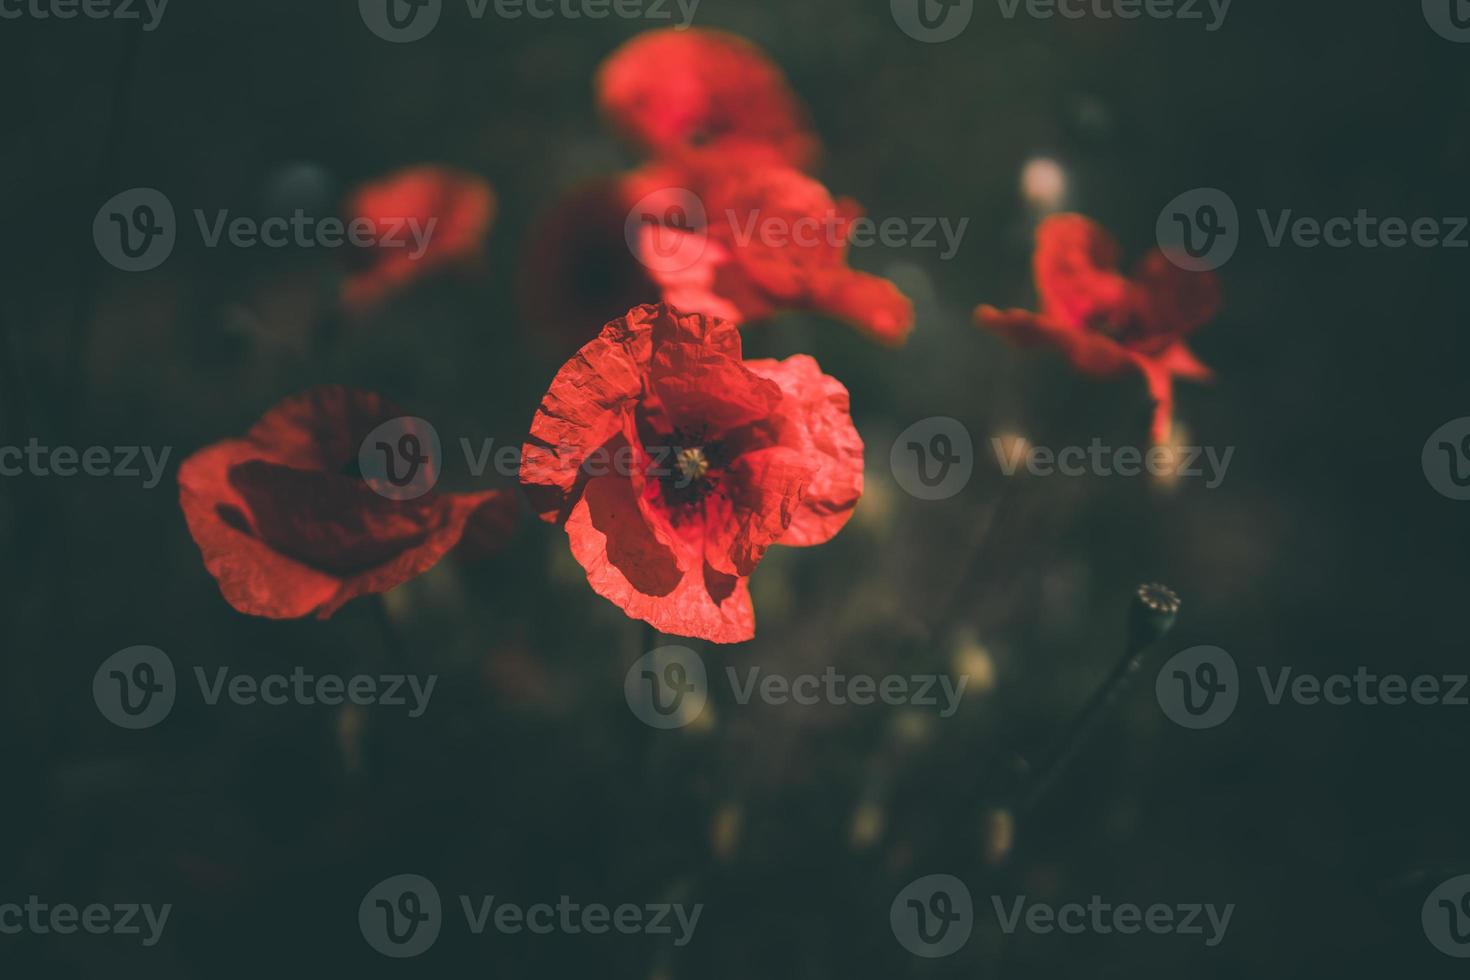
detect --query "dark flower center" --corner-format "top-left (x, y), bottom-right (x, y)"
top-left (656, 437), bottom-right (728, 519)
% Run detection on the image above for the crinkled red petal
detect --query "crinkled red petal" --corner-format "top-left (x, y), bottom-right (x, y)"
top-left (744, 355), bottom-right (864, 547)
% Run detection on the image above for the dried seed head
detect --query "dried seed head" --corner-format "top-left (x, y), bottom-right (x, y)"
top-left (1129, 582), bottom-right (1181, 650)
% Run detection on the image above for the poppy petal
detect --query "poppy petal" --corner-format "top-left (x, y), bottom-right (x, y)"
top-left (565, 474), bottom-right (755, 643)
top-left (975, 305), bottom-right (1134, 375)
top-left (649, 342), bottom-right (782, 437)
top-left (745, 355), bottom-right (864, 547)
top-left (520, 313), bottom-right (654, 522)
top-left (807, 269), bottom-right (915, 346)
top-left (704, 445), bottom-right (815, 576)
top-left (1133, 249), bottom-right (1222, 337)
top-left (179, 440), bottom-right (342, 619)
top-left (316, 489), bottom-right (501, 618)
top-left (1033, 213), bottom-right (1132, 328)
top-left (179, 386), bottom-right (509, 619)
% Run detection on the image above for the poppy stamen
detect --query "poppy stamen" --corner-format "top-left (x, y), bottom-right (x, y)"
top-left (675, 446), bottom-right (710, 483)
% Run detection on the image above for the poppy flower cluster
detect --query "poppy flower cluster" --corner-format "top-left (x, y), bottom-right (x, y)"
top-left (178, 29), bottom-right (1223, 645)
top-left (603, 31), bottom-right (915, 346)
top-left (520, 29), bottom-right (913, 349)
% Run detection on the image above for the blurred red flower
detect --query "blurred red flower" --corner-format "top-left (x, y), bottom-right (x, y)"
top-left (975, 213), bottom-right (1219, 444)
top-left (521, 304), bottom-right (863, 643)
top-left (519, 177), bottom-right (662, 355)
top-left (341, 165), bottom-right (496, 309)
top-left (551, 29), bottom-right (914, 346)
top-left (636, 164), bottom-right (915, 346)
top-left (596, 28), bottom-right (820, 173)
top-left (179, 386), bottom-right (514, 619)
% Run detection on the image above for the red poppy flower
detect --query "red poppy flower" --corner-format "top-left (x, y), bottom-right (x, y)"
top-left (179, 386), bottom-right (514, 619)
top-left (521, 304), bottom-right (863, 643)
top-left (634, 164), bottom-right (915, 346)
top-left (597, 28), bottom-right (820, 174)
top-left (975, 213), bottom-right (1219, 444)
top-left (341, 165), bottom-right (496, 309)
